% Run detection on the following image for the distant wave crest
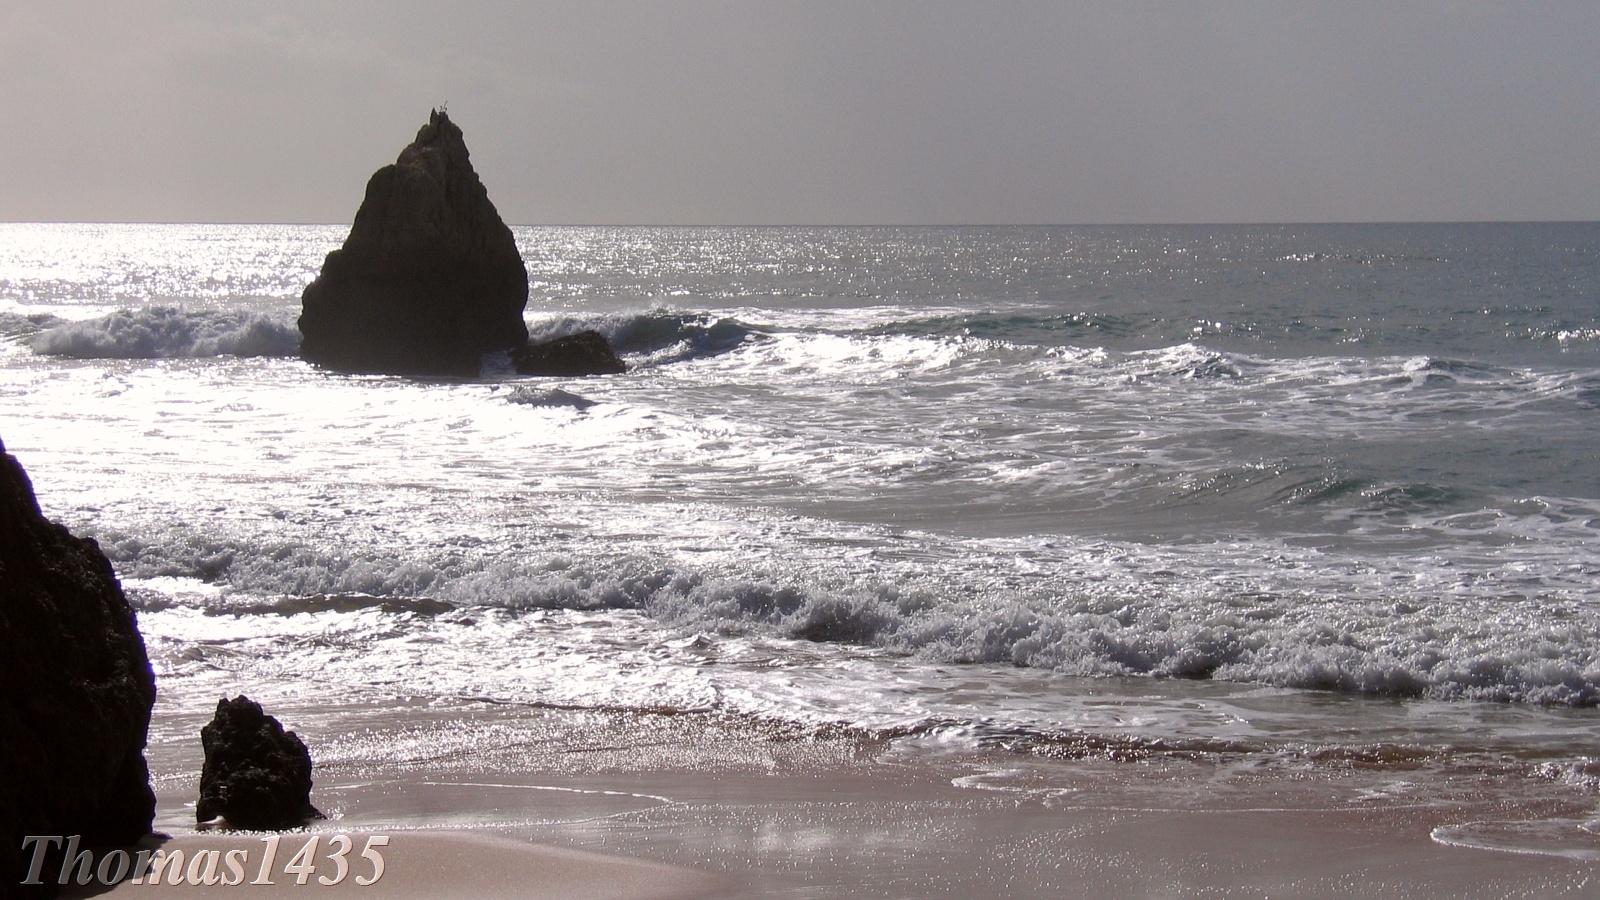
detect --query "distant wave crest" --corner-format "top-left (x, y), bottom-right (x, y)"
top-left (873, 311), bottom-right (1143, 344)
top-left (29, 307), bottom-right (301, 359)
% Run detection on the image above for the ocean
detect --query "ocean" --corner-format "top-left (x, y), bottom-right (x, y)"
top-left (3, 222), bottom-right (1599, 870)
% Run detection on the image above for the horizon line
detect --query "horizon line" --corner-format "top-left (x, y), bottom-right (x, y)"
top-left (3, 218), bottom-right (1599, 228)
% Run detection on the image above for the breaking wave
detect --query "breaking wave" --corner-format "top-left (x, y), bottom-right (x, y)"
top-left (22, 305), bottom-right (761, 367)
top-left (102, 523), bottom-right (1600, 707)
top-left (29, 307), bottom-right (300, 359)
top-left (526, 310), bottom-right (764, 366)
top-left (0, 311), bottom-right (67, 339)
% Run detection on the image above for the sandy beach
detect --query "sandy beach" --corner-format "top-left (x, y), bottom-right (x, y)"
top-left (47, 677), bottom-right (1599, 899)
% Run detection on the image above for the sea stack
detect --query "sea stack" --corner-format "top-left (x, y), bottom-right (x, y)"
top-left (0, 436), bottom-right (156, 889)
top-left (299, 109), bottom-right (530, 376)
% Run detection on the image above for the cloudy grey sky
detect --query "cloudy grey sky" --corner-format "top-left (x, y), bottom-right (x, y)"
top-left (3, 1), bottom-right (1597, 225)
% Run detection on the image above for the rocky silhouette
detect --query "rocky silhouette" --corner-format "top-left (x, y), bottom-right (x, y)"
top-left (0, 436), bottom-right (156, 893)
top-left (299, 109), bottom-right (530, 376)
top-left (197, 696), bottom-right (322, 831)
top-left (513, 329), bottom-right (628, 376)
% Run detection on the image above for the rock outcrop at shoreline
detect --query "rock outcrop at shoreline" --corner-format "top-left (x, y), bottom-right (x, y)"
top-left (0, 437), bottom-right (156, 892)
top-left (513, 329), bottom-right (628, 376)
top-left (197, 696), bottom-right (322, 831)
top-left (298, 109), bottom-right (531, 376)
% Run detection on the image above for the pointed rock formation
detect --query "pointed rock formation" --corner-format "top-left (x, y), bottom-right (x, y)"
top-left (1, 436), bottom-right (156, 891)
top-left (299, 109), bottom-right (530, 376)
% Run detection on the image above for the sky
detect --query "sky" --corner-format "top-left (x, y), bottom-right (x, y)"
top-left (3, 1), bottom-right (1598, 225)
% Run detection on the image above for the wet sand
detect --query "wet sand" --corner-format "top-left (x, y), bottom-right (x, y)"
top-left (72, 683), bottom-right (1600, 898)
top-left (67, 831), bottom-right (727, 898)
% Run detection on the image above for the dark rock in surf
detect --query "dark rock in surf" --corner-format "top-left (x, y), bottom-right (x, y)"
top-left (298, 109), bottom-right (529, 376)
top-left (0, 436), bottom-right (156, 892)
top-left (197, 696), bottom-right (322, 831)
top-left (512, 329), bottom-right (627, 377)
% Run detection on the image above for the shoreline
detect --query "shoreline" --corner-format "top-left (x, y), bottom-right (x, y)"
top-left (78, 678), bottom-right (1600, 897)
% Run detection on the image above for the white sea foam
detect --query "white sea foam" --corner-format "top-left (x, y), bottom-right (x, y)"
top-left (100, 493), bottom-right (1600, 707)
